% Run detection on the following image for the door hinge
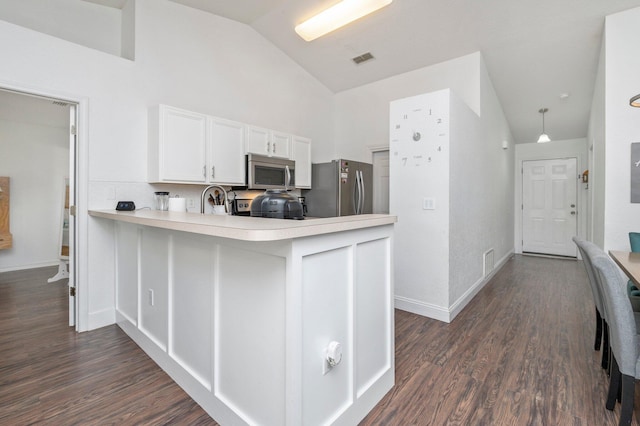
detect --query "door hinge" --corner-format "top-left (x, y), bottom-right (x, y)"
top-left (70, 125), bottom-right (77, 136)
top-left (69, 286), bottom-right (76, 297)
top-left (69, 205), bottom-right (76, 216)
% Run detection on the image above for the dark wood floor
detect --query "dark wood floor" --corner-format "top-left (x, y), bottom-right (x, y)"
top-left (0, 266), bottom-right (215, 425)
top-left (363, 254), bottom-right (640, 425)
top-left (1, 256), bottom-right (638, 425)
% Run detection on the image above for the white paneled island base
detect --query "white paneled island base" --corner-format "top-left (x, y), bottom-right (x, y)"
top-left (90, 210), bottom-right (396, 425)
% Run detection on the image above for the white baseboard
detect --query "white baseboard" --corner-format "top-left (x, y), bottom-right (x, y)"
top-left (87, 307), bottom-right (115, 331)
top-left (394, 296), bottom-right (452, 322)
top-left (0, 260), bottom-right (60, 273)
top-left (394, 249), bottom-right (514, 323)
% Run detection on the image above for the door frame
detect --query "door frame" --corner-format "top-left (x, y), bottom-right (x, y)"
top-left (1, 81), bottom-right (89, 331)
top-left (514, 140), bottom-right (589, 256)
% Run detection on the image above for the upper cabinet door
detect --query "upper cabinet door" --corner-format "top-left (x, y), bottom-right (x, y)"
top-left (246, 126), bottom-right (291, 159)
top-left (209, 117), bottom-right (246, 185)
top-left (150, 105), bottom-right (207, 183)
top-left (292, 135), bottom-right (311, 189)
top-left (246, 126), bottom-right (271, 157)
top-left (270, 131), bottom-right (291, 159)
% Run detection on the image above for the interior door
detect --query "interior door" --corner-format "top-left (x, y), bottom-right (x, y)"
top-left (522, 158), bottom-right (577, 257)
top-left (372, 151), bottom-right (390, 214)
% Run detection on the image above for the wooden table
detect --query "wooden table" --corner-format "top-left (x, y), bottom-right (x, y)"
top-left (609, 250), bottom-right (640, 287)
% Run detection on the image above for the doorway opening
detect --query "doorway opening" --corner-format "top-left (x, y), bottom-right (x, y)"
top-left (0, 87), bottom-right (79, 328)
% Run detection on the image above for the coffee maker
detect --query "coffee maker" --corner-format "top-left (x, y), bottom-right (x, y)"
top-left (297, 196), bottom-right (308, 217)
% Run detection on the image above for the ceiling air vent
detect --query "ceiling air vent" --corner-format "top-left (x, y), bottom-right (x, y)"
top-left (352, 52), bottom-right (374, 65)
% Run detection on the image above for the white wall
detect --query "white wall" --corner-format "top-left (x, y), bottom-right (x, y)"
top-left (388, 56), bottom-right (514, 322)
top-left (333, 52), bottom-right (481, 164)
top-left (390, 89), bottom-right (453, 318)
top-left (0, 0), bottom-right (335, 330)
top-left (449, 61), bottom-right (514, 309)
top-left (0, 0), bottom-right (123, 56)
top-left (514, 138), bottom-right (589, 254)
top-left (602, 6), bottom-right (640, 252)
top-left (0, 117), bottom-right (69, 271)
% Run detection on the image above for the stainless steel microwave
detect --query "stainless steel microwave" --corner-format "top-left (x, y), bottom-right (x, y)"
top-left (246, 154), bottom-right (295, 190)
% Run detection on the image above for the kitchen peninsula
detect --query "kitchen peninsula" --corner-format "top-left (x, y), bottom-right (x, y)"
top-left (90, 209), bottom-right (396, 426)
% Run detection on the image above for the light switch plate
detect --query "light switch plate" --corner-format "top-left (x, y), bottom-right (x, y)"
top-left (423, 198), bottom-right (435, 210)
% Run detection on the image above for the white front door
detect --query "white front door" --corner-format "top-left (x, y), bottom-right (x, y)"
top-left (522, 158), bottom-right (577, 257)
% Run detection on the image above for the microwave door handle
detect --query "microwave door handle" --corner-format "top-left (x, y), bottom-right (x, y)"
top-left (285, 165), bottom-right (291, 191)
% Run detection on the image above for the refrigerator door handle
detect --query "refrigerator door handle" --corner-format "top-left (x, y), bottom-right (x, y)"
top-left (355, 170), bottom-right (361, 214)
top-left (359, 170), bottom-right (365, 215)
top-left (356, 170), bottom-right (363, 214)
top-left (353, 172), bottom-right (359, 215)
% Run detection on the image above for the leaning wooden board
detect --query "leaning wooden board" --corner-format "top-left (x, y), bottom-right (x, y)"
top-left (0, 176), bottom-right (12, 249)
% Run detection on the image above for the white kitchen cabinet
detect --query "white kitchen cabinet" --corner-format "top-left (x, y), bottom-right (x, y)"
top-left (149, 105), bottom-right (246, 185)
top-left (148, 105), bottom-right (208, 183)
top-left (208, 117), bottom-right (245, 185)
top-left (291, 135), bottom-right (311, 189)
top-left (246, 125), bottom-right (291, 159)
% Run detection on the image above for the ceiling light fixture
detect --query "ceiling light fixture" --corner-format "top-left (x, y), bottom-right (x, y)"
top-left (537, 108), bottom-right (551, 143)
top-left (294, 0), bottom-right (393, 42)
top-left (631, 94), bottom-right (640, 108)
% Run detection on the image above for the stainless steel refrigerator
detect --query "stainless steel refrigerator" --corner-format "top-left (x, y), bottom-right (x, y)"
top-left (302, 159), bottom-right (373, 217)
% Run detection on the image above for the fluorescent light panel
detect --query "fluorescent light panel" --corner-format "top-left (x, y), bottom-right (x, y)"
top-left (295, 0), bottom-right (393, 42)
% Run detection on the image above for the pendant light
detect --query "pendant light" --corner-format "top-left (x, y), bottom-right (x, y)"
top-left (537, 108), bottom-right (551, 143)
top-left (295, 0), bottom-right (393, 42)
top-left (631, 94), bottom-right (640, 108)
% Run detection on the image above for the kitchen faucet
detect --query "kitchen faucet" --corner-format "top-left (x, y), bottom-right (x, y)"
top-left (200, 184), bottom-right (228, 214)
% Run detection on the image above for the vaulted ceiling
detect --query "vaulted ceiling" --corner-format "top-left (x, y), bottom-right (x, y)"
top-left (166, 0), bottom-right (640, 144)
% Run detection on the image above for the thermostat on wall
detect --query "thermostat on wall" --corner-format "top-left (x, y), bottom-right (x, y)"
top-left (116, 201), bottom-right (136, 211)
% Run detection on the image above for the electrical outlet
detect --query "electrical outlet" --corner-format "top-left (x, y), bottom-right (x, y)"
top-left (148, 289), bottom-right (154, 306)
top-left (187, 198), bottom-right (195, 209)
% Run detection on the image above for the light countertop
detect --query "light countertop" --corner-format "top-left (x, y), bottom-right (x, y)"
top-left (89, 209), bottom-right (397, 242)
